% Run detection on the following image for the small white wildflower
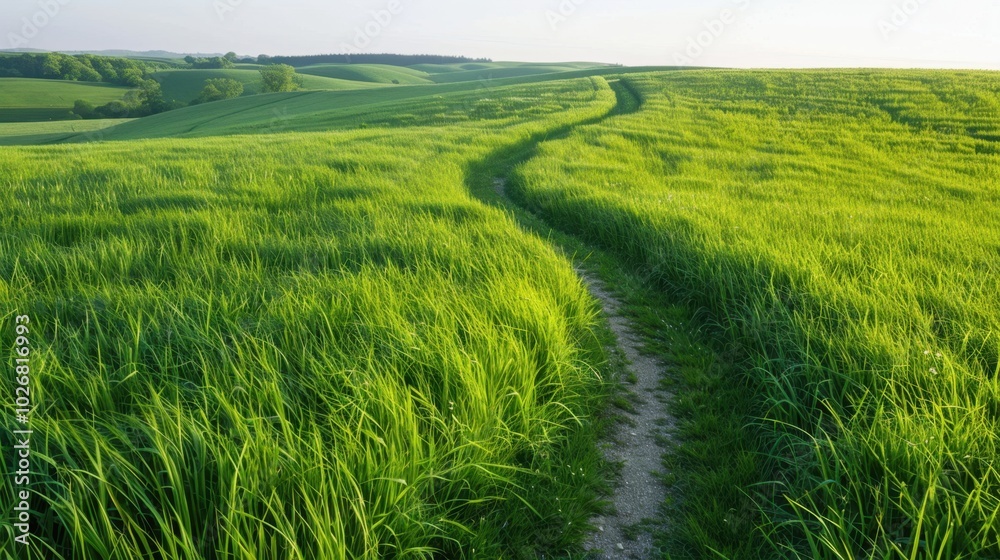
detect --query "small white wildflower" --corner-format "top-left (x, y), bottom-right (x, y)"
top-left (930, 368), bottom-right (938, 374)
top-left (924, 350), bottom-right (932, 356)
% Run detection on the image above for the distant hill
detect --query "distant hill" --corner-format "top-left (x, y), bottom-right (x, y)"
top-left (0, 78), bottom-right (129, 122)
top-left (150, 68), bottom-right (380, 103)
top-left (267, 54), bottom-right (492, 67)
top-left (0, 50), bottom-right (498, 66)
top-left (296, 64), bottom-right (434, 84)
top-left (0, 49), bottom-right (222, 59)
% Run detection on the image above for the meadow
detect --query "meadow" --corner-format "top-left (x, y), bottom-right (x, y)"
top-left (0, 77), bottom-right (618, 559)
top-left (513, 69), bottom-right (1000, 558)
top-left (0, 119), bottom-right (132, 146)
top-left (0, 78), bottom-right (129, 122)
top-left (50, 67), bottom-right (653, 142)
top-left (2, 60), bottom-right (998, 559)
top-left (295, 64), bottom-right (434, 85)
top-left (149, 69), bottom-right (379, 104)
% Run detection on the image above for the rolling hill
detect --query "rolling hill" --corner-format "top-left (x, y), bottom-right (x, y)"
top-left (150, 68), bottom-right (381, 103)
top-left (0, 62), bottom-right (998, 559)
top-left (0, 78), bottom-right (129, 122)
top-left (0, 75), bottom-right (618, 560)
top-left (296, 63), bottom-right (433, 84)
top-left (59, 66), bottom-right (663, 142)
top-left (0, 118), bottom-right (132, 145)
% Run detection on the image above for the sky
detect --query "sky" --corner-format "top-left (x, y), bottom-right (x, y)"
top-left (4, 0), bottom-right (1000, 69)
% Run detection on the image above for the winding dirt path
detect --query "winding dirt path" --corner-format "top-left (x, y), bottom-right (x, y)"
top-left (491, 177), bottom-right (672, 559)
top-left (475, 81), bottom-right (671, 558)
top-left (579, 273), bottom-right (672, 559)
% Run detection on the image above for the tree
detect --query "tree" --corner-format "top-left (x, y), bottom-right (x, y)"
top-left (72, 100), bottom-right (96, 119)
top-left (224, 52), bottom-right (238, 62)
top-left (193, 78), bottom-right (244, 104)
top-left (120, 67), bottom-right (144, 86)
top-left (257, 54), bottom-right (271, 64)
top-left (184, 55), bottom-right (196, 65)
top-left (116, 79), bottom-right (167, 116)
top-left (40, 54), bottom-right (62, 78)
top-left (259, 64), bottom-right (299, 93)
top-left (79, 67), bottom-right (102, 82)
top-left (94, 100), bottom-right (131, 119)
top-left (190, 56), bottom-right (234, 69)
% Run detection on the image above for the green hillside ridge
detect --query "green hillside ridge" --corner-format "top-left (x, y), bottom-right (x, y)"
top-left (0, 118), bottom-right (132, 145)
top-left (0, 78), bottom-right (129, 122)
top-left (297, 64), bottom-right (433, 84)
top-left (410, 61), bottom-right (609, 78)
top-left (55, 66), bottom-right (667, 142)
top-left (427, 65), bottom-right (601, 84)
top-left (150, 68), bottom-right (381, 103)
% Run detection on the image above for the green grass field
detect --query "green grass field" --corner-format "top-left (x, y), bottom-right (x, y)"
top-left (426, 64), bottom-right (607, 84)
top-left (513, 69), bottom-right (1000, 558)
top-left (0, 78), bottom-right (130, 122)
top-left (0, 76), bottom-right (619, 559)
top-left (410, 61), bottom-right (608, 75)
top-left (150, 69), bottom-right (381, 103)
top-left (297, 64), bottom-right (433, 84)
top-left (48, 66), bottom-right (663, 142)
top-left (0, 119), bottom-right (133, 145)
top-left (2, 62), bottom-right (999, 559)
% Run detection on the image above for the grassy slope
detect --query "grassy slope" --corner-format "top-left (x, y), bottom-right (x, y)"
top-left (0, 78), bottom-right (129, 122)
top-left (55, 66), bottom-right (670, 143)
top-left (0, 77), bottom-right (618, 559)
top-left (411, 62), bottom-right (608, 75)
top-left (428, 65), bottom-right (605, 84)
top-left (297, 64), bottom-right (433, 84)
top-left (8, 66), bottom-right (993, 559)
top-left (0, 119), bottom-right (133, 145)
top-left (514, 69), bottom-right (1000, 558)
top-left (151, 68), bottom-right (379, 103)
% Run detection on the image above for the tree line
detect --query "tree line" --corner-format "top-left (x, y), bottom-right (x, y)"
top-left (0, 52), bottom-right (165, 86)
top-left (183, 53), bottom-right (237, 69)
top-left (259, 53), bottom-right (491, 67)
top-left (0, 52), bottom-right (182, 119)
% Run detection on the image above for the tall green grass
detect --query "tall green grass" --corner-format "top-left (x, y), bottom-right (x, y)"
top-left (513, 70), bottom-right (1000, 558)
top-left (0, 77), bottom-right (618, 558)
top-left (0, 119), bottom-right (131, 146)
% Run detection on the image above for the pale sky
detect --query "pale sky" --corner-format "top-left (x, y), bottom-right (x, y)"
top-left (4, 0), bottom-right (1000, 69)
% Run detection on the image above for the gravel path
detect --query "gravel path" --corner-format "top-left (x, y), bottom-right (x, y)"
top-left (490, 178), bottom-right (672, 558)
top-left (581, 274), bottom-right (673, 559)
